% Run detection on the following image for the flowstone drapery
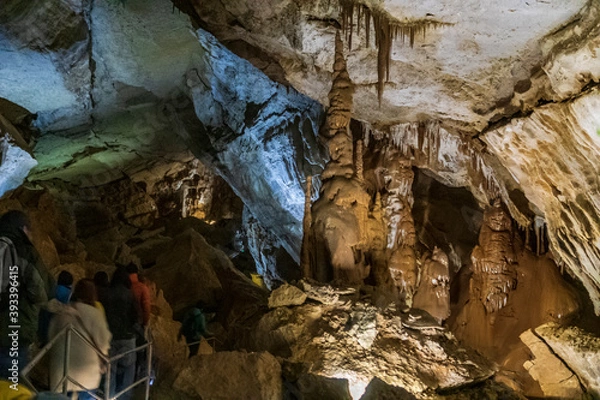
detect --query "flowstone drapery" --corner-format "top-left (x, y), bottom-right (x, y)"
top-left (412, 246), bottom-right (450, 324)
top-left (471, 198), bottom-right (517, 313)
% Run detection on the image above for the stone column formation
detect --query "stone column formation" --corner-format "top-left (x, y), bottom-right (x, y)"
top-left (470, 198), bottom-right (517, 313)
top-left (306, 31), bottom-right (379, 284)
top-left (382, 157), bottom-right (418, 305)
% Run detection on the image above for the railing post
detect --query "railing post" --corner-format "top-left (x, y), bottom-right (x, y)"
top-left (105, 358), bottom-right (111, 400)
top-left (63, 327), bottom-right (72, 395)
top-left (145, 342), bottom-right (152, 400)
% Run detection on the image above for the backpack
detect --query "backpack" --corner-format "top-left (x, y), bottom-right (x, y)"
top-left (0, 237), bottom-right (20, 309)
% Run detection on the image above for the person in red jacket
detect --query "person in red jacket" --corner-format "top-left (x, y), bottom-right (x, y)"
top-left (125, 263), bottom-right (151, 329)
top-left (124, 263), bottom-right (151, 380)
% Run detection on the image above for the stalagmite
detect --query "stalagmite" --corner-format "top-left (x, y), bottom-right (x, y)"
top-left (471, 198), bottom-right (517, 313)
top-left (308, 31), bottom-right (382, 285)
top-left (355, 139), bottom-right (364, 184)
top-left (301, 175), bottom-right (313, 279)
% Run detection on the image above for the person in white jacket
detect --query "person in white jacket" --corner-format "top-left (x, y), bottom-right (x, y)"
top-left (48, 279), bottom-right (112, 399)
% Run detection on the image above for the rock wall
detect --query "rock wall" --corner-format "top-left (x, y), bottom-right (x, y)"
top-left (0, 114), bottom-right (37, 198)
top-left (483, 90), bottom-right (600, 314)
top-left (180, 28), bottom-right (327, 264)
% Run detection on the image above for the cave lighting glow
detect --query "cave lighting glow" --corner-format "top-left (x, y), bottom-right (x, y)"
top-left (332, 371), bottom-right (370, 400)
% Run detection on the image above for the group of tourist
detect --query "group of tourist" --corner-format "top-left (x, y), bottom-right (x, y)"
top-left (0, 210), bottom-right (151, 399)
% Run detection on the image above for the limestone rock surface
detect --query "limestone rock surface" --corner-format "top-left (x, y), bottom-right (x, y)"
top-left (520, 329), bottom-right (585, 399)
top-left (0, 115), bottom-right (37, 198)
top-left (254, 281), bottom-right (494, 396)
top-left (359, 377), bottom-right (416, 400)
top-left (173, 351), bottom-right (282, 400)
top-left (535, 323), bottom-right (600, 398)
top-left (146, 228), bottom-right (224, 314)
top-left (483, 90), bottom-right (600, 314)
top-left (268, 283), bottom-right (307, 309)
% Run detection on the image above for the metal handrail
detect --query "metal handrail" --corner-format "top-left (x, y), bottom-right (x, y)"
top-left (20, 323), bottom-right (153, 400)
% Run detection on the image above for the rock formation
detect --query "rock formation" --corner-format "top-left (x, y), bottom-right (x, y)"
top-left (381, 156), bottom-right (419, 306)
top-left (451, 200), bottom-right (581, 361)
top-left (252, 280), bottom-right (494, 398)
top-left (307, 31), bottom-right (383, 285)
top-left (471, 198), bottom-right (518, 314)
top-left (0, 113), bottom-right (37, 197)
top-left (412, 246), bottom-right (450, 324)
top-left (173, 351), bottom-right (282, 399)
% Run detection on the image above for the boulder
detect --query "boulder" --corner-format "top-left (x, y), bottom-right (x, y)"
top-left (268, 283), bottom-right (307, 308)
top-left (146, 228), bottom-right (224, 314)
top-left (173, 351), bottom-right (282, 400)
top-left (293, 374), bottom-right (352, 400)
top-left (253, 281), bottom-right (493, 396)
top-left (520, 329), bottom-right (584, 399)
top-left (145, 280), bottom-right (189, 385)
top-left (535, 323), bottom-right (600, 398)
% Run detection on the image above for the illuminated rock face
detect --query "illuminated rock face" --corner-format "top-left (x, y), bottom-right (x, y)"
top-left (451, 207), bottom-right (581, 361)
top-left (253, 280), bottom-right (494, 398)
top-left (483, 92), bottom-right (600, 315)
top-left (2, 0), bottom-right (600, 316)
top-left (0, 115), bottom-right (37, 197)
top-left (533, 323), bottom-right (600, 398)
top-left (184, 29), bottom-right (326, 264)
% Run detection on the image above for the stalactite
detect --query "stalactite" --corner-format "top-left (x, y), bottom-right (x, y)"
top-left (361, 120), bottom-right (372, 147)
top-left (355, 139), bottom-right (364, 183)
top-left (534, 216), bottom-right (545, 256)
top-left (339, 0), bottom-right (448, 105)
top-left (385, 121), bottom-right (529, 228)
top-left (301, 175), bottom-right (313, 278)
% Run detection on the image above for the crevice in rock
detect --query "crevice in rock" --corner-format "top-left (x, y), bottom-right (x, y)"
top-left (478, 82), bottom-right (600, 140)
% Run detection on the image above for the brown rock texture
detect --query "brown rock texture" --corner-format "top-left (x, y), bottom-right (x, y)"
top-left (520, 329), bottom-right (584, 399)
top-left (145, 229), bottom-right (224, 315)
top-left (535, 323), bottom-right (600, 398)
top-left (483, 90), bottom-right (600, 315)
top-left (253, 281), bottom-right (494, 396)
top-left (173, 351), bottom-right (282, 400)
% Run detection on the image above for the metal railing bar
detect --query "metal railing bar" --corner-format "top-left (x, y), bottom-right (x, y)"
top-left (63, 329), bottom-right (71, 394)
top-left (22, 323), bottom-right (153, 400)
top-left (68, 327), bottom-right (110, 363)
top-left (145, 341), bottom-right (152, 400)
top-left (20, 324), bottom-right (71, 376)
top-left (51, 375), bottom-right (68, 393)
top-left (108, 342), bottom-right (149, 363)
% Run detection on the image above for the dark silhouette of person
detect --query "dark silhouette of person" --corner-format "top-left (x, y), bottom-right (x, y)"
top-left (0, 210), bottom-right (53, 378)
top-left (100, 266), bottom-right (138, 400)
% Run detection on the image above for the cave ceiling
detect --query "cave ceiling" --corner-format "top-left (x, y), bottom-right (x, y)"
top-left (1, 0), bottom-right (600, 312)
